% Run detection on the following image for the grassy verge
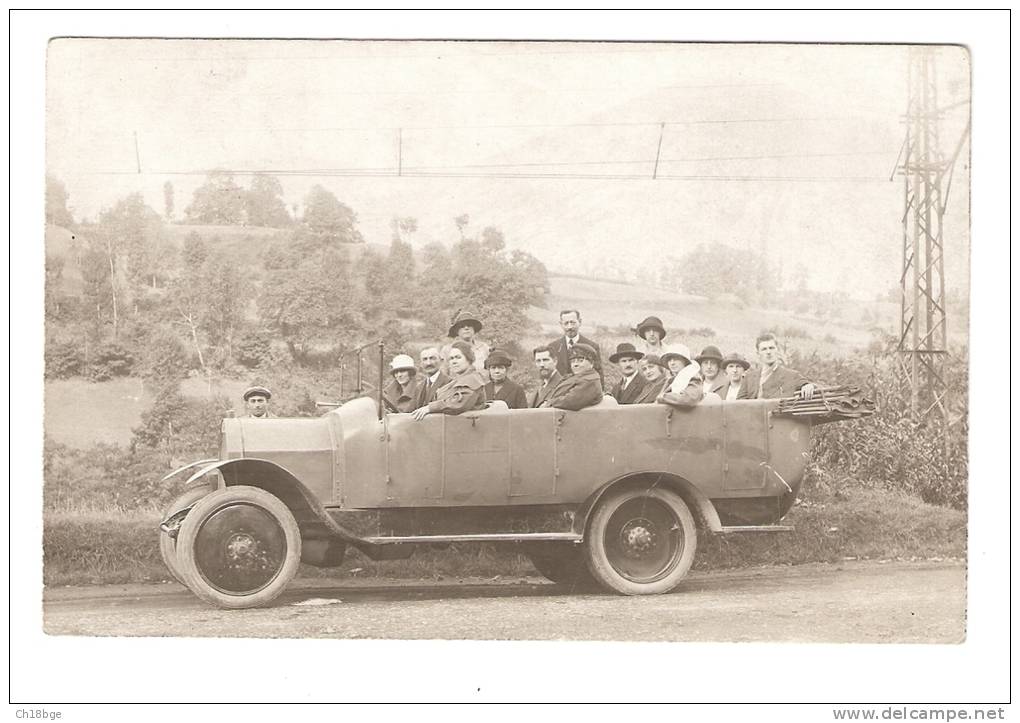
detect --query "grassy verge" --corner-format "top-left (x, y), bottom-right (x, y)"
top-left (43, 487), bottom-right (966, 587)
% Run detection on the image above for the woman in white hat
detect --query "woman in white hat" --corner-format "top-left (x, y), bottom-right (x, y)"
top-left (656, 343), bottom-right (704, 408)
top-left (383, 354), bottom-right (421, 413)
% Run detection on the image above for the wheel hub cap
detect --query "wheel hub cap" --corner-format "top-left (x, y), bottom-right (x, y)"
top-left (604, 497), bottom-right (685, 583)
top-left (194, 503), bottom-right (288, 596)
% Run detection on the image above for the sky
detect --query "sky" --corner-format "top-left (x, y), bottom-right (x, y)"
top-left (46, 39), bottom-right (971, 300)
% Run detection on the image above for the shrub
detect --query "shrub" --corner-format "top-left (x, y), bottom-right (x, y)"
top-left (87, 342), bottom-right (135, 381)
top-left (792, 347), bottom-right (968, 510)
top-left (235, 330), bottom-right (273, 369)
top-left (45, 340), bottom-right (83, 379)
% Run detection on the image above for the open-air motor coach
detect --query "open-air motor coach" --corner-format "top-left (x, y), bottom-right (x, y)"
top-left (159, 367), bottom-right (869, 609)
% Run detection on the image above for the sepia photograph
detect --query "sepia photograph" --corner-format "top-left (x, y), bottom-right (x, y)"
top-left (9, 9), bottom-right (1011, 711)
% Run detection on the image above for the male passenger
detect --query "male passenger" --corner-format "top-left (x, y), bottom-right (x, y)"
top-left (416, 346), bottom-right (450, 407)
top-left (540, 343), bottom-right (604, 411)
top-left (608, 342), bottom-right (647, 405)
top-left (720, 353), bottom-right (750, 401)
top-left (242, 386), bottom-right (275, 419)
top-left (547, 309), bottom-right (600, 379)
top-left (530, 345), bottom-right (562, 408)
top-left (737, 333), bottom-right (817, 400)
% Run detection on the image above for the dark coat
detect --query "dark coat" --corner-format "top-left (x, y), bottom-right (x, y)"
top-left (610, 372), bottom-right (648, 405)
top-left (540, 369), bottom-right (604, 411)
top-left (382, 377), bottom-right (421, 414)
top-left (530, 371), bottom-right (563, 408)
top-left (416, 371), bottom-right (451, 408)
top-left (633, 376), bottom-right (667, 404)
top-left (737, 365), bottom-right (811, 400)
top-left (427, 370), bottom-right (487, 415)
top-left (484, 379), bottom-right (529, 410)
top-left (547, 334), bottom-right (601, 378)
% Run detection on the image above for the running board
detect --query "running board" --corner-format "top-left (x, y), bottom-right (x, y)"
top-left (362, 532), bottom-right (583, 545)
top-left (718, 525), bottom-right (794, 534)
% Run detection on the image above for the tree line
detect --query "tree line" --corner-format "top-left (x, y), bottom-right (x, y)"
top-left (44, 173), bottom-right (550, 398)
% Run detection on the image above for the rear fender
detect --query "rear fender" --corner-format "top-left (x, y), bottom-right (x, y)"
top-left (182, 458), bottom-right (359, 542)
top-left (573, 471), bottom-right (723, 537)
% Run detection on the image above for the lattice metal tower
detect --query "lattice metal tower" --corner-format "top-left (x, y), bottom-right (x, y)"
top-left (898, 47), bottom-right (949, 421)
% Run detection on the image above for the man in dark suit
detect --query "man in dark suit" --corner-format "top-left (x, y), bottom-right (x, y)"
top-left (540, 343), bottom-right (603, 411)
top-left (530, 345), bottom-right (562, 408)
top-left (415, 346), bottom-right (451, 407)
top-left (737, 333), bottom-right (817, 400)
top-left (608, 343), bottom-right (648, 405)
top-left (547, 309), bottom-right (601, 379)
top-left (483, 349), bottom-right (528, 409)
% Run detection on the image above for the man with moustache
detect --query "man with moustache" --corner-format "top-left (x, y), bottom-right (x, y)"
top-left (415, 346), bottom-right (451, 407)
top-left (529, 345), bottom-right (562, 408)
top-left (608, 342), bottom-right (648, 405)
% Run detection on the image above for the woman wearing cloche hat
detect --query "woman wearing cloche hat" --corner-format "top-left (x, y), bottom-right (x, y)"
top-left (382, 354), bottom-right (421, 413)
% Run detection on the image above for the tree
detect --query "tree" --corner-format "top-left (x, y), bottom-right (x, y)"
top-left (300, 185), bottom-right (364, 254)
top-left (418, 226), bottom-right (548, 347)
top-left (94, 193), bottom-right (165, 290)
top-left (676, 242), bottom-right (777, 305)
top-left (163, 181), bottom-right (175, 221)
top-left (257, 243), bottom-right (359, 363)
top-left (45, 175), bottom-right (74, 227)
top-left (183, 171), bottom-right (246, 225)
top-left (245, 173), bottom-right (291, 227)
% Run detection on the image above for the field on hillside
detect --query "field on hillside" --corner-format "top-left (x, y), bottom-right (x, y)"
top-left (46, 376), bottom-right (250, 448)
top-left (532, 274), bottom-right (896, 357)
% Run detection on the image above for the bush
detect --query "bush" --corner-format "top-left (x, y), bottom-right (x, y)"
top-left (45, 340), bottom-right (83, 379)
top-left (235, 330), bottom-right (273, 369)
top-left (791, 347), bottom-right (968, 510)
top-left (137, 330), bottom-right (192, 390)
top-left (87, 342), bottom-right (135, 381)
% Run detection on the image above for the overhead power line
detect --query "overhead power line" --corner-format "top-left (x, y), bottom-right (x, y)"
top-left (83, 166), bottom-right (890, 184)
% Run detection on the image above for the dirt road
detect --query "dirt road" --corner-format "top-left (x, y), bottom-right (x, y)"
top-left (43, 560), bottom-right (965, 643)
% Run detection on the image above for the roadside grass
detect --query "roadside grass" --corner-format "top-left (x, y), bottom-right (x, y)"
top-left (43, 486), bottom-right (965, 587)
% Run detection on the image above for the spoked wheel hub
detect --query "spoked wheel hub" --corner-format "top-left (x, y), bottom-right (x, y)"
top-left (193, 503), bottom-right (288, 596)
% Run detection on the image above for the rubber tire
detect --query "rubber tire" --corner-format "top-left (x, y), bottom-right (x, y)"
top-left (158, 484), bottom-right (215, 586)
top-left (585, 486), bottom-right (697, 595)
top-left (524, 543), bottom-right (599, 591)
top-left (176, 485), bottom-right (302, 609)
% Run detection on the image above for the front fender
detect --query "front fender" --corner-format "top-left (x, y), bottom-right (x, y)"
top-left (182, 458), bottom-right (360, 542)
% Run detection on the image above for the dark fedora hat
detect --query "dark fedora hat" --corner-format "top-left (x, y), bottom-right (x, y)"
top-left (447, 310), bottom-right (483, 338)
top-left (609, 342), bottom-right (645, 363)
top-left (721, 352), bottom-right (751, 370)
top-left (695, 345), bottom-right (724, 363)
top-left (484, 348), bottom-right (513, 369)
top-left (635, 315), bottom-right (667, 340)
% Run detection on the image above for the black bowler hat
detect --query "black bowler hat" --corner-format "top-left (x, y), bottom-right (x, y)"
top-left (635, 316), bottom-right (667, 340)
top-left (609, 342), bottom-right (645, 363)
